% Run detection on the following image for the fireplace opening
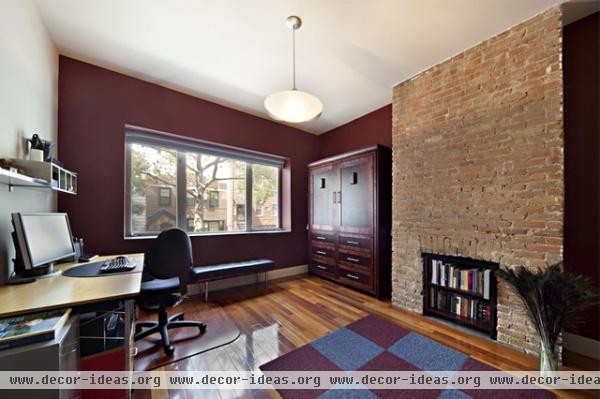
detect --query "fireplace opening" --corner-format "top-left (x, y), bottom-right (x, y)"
top-left (422, 253), bottom-right (498, 339)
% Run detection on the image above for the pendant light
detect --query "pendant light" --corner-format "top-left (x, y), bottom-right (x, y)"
top-left (264, 16), bottom-right (323, 123)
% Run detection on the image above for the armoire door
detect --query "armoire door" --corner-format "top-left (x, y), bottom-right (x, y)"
top-left (309, 163), bottom-right (338, 232)
top-left (338, 154), bottom-right (374, 235)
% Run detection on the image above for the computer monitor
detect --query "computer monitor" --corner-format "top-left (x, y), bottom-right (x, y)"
top-left (12, 213), bottom-right (75, 274)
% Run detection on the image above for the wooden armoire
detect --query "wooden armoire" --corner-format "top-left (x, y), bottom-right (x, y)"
top-left (307, 145), bottom-right (391, 298)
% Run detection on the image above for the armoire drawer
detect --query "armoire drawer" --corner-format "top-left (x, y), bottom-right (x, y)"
top-left (309, 262), bottom-right (336, 276)
top-left (338, 267), bottom-right (372, 289)
top-left (339, 235), bottom-right (372, 252)
top-left (311, 246), bottom-right (335, 260)
top-left (338, 250), bottom-right (372, 268)
top-left (311, 232), bottom-right (337, 246)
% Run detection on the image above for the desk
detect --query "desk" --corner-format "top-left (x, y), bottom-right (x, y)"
top-left (0, 254), bottom-right (144, 397)
top-left (0, 254), bottom-right (144, 318)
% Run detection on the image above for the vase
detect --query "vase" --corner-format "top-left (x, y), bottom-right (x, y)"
top-left (539, 340), bottom-right (558, 378)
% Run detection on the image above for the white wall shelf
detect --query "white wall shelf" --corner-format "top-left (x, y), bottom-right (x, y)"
top-left (1, 160), bottom-right (77, 195)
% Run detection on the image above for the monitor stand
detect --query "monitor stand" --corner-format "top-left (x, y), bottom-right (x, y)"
top-left (35, 263), bottom-right (62, 279)
top-left (12, 259), bottom-right (62, 280)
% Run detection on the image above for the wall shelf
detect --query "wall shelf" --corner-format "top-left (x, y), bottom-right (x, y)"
top-left (1, 160), bottom-right (77, 195)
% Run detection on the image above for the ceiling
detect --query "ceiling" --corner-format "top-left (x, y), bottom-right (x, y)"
top-left (33, 0), bottom-right (566, 134)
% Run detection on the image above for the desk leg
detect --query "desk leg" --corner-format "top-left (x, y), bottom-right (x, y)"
top-left (124, 299), bottom-right (135, 398)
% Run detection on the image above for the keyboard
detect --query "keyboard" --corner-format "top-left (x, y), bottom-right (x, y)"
top-left (100, 257), bottom-right (137, 273)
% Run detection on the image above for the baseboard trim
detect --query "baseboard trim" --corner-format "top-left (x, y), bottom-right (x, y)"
top-left (187, 264), bottom-right (308, 296)
top-left (564, 333), bottom-right (600, 360)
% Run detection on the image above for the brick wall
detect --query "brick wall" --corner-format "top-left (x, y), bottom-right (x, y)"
top-left (391, 6), bottom-right (563, 354)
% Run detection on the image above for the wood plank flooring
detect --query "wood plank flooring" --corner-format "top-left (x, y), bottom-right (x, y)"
top-left (133, 274), bottom-right (599, 399)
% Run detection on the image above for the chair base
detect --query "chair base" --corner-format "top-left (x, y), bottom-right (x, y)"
top-left (135, 310), bottom-right (207, 356)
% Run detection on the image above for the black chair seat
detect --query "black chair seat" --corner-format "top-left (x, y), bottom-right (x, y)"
top-left (140, 277), bottom-right (180, 295)
top-left (191, 259), bottom-right (275, 280)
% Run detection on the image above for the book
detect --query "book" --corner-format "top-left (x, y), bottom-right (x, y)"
top-left (0, 309), bottom-right (70, 350)
top-left (483, 269), bottom-right (491, 300)
top-left (431, 260), bottom-right (438, 284)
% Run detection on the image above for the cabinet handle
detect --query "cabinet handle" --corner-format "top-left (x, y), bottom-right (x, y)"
top-left (333, 192), bottom-right (337, 204)
top-left (316, 265), bottom-right (327, 270)
top-left (346, 273), bottom-right (360, 280)
top-left (316, 236), bottom-right (327, 241)
top-left (130, 347), bottom-right (138, 357)
top-left (338, 191), bottom-right (342, 203)
top-left (346, 240), bottom-right (360, 245)
top-left (346, 256), bottom-right (360, 263)
top-left (316, 250), bottom-right (327, 255)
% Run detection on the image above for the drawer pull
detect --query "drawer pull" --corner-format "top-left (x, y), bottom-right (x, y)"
top-left (346, 256), bottom-right (360, 263)
top-left (316, 265), bottom-right (327, 270)
top-left (316, 236), bottom-right (327, 241)
top-left (346, 273), bottom-right (360, 280)
top-left (346, 240), bottom-right (360, 245)
top-left (316, 250), bottom-right (327, 255)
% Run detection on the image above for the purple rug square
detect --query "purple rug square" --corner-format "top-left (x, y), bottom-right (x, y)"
top-left (346, 314), bottom-right (411, 348)
top-left (360, 351), bottom-right (444, 399)
top-left (261, 345), bottom-right (342, 399)
top-left (316, 389), bottom-right (379, 399)
top-left (459, 358), bottom-right (555, 399)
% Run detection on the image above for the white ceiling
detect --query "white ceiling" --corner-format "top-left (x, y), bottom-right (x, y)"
top-left (33, 0), bottom-right (565, 134)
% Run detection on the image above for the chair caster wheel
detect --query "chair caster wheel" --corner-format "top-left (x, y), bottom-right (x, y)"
top-left (199, 324), bottom-right (207, 333)
top-left (164, 345), bottom-right (174, 356)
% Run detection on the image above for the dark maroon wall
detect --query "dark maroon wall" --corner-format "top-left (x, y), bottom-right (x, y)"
top-left (318, 104), bottom-right (392, 158)
top-left (57, 56), bottom-right (319, 268)
top-left (563, 12), bottom-right (599, 341)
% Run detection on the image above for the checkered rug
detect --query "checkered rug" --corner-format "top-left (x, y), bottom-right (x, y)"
top-left (260, 314), bottom-right (554, 399)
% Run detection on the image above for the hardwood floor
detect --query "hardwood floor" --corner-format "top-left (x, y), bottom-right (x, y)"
top-left (134, 274), bottom-right (599, 399)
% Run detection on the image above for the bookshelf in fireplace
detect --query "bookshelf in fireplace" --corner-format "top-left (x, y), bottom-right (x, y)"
top-left (423, 253), bottom-right (498, 339)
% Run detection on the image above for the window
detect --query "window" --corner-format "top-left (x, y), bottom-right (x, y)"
top-left (159, 187), bottom-right (171, 206)
top-left (125, 129), bottom-right (284, 237)
top-left (208, 190), bottom-right (219, 208)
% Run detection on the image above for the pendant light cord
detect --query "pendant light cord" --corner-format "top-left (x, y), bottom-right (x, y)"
top-left (292, 28), bottom-right (297, 90)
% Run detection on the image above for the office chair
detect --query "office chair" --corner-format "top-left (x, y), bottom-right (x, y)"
top-left (135, 228), bottom-right (206, 355)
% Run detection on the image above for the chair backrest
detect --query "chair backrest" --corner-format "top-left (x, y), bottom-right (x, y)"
top-left (144, 228), bottom-right (193, 291)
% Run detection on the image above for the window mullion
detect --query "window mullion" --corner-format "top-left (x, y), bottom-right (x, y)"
top-left (176, 151), bottom-right (187, 231)
top-left (246, 163), bottom-right (253, 231)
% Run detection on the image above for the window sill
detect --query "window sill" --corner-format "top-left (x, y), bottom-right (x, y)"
top-left (124, 229), bottom-right (292, 240)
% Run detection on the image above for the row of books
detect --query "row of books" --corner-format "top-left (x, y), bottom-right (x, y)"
top-left (430, 259), bottom-right (491, 299)
top-left (429, 288), bottom-right (492, 323)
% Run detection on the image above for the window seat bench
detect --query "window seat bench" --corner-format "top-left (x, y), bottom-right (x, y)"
top-left (191, 259), bottom-right (275, 301)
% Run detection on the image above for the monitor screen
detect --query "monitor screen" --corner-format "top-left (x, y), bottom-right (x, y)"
top-left (13, 213), bottom-right (75, 268)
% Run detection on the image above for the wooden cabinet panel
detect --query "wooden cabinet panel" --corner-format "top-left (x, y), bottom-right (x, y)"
top-left (339, 154), bottom-right (374, 235)
top-left (309, 164), bottom-right (338, 232)
top-left (307, 145), bottom-right (391, 298)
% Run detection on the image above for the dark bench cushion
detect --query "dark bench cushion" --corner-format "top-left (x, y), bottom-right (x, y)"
top-left (191, 259), bottom-right (275, 281)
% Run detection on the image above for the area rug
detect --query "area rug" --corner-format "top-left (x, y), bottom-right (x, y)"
top-left (260, 314), bottom-right (554, 399)
top-left (135, 302), bottom-right (240, 371)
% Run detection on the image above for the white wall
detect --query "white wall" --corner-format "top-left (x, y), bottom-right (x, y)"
top-left (0, 0), bottom-right (58, 281)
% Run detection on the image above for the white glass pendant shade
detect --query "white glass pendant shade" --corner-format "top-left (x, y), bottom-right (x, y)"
top-left (264, 89), bottom-right (323, 123)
